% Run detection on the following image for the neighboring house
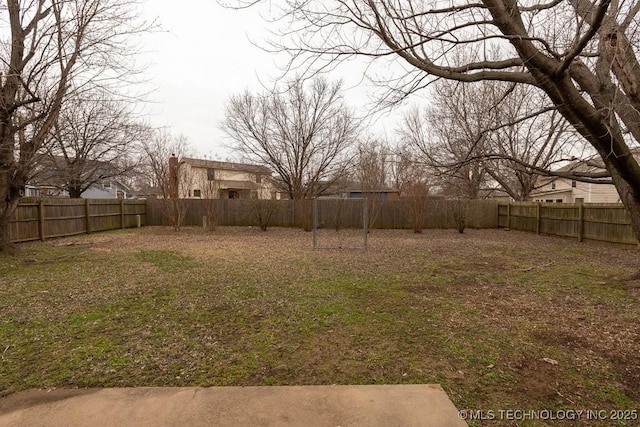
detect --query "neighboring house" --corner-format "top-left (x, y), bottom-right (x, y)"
top-left (80, 179), bottom-right (131, 199)
top-left (529, 155), bottom-right (634, 204)
top-left (320, 181), bottom-right (400, 201)
top-left (130, 186), bottom-right (163, 200)
top-left (24, 184), bottom-right (68, 198)
top-left (26, 155), bottom-right (131, 199)
top-left (172, 157), bottom-right (278, 200)
top-left (481, 188), bottom-right (512, 203)
top-left (26, 176), bottom-right (130, 199)
top-left (344, 184), bottom-right (400, 201)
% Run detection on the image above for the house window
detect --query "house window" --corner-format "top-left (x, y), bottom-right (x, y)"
top-left (571, 180), bottom-right (577, 188)
top-left (256, 174), bottom-right (262, 184)
top-left (207, 168), bottom-right (215, 181)
top-left (228, 190), bottom-right (239, 199)
top-left (193, 189), bottom-right (201, 198)
top-left (545, 199), bottom-right (553, 203)
top-left (551, 181), bottom-right (556, 190)
top-left (575, 197), bottom-right (584, 204)
top-left (26, 187), bottom-right (39, 197)
top-left (103, 181), bottom-right (111, 189)
top-left (556, 199), bottom-right (563, 203)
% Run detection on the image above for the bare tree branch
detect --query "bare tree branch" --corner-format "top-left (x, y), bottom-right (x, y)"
top-left (221, 76), bottom-right (360, 199)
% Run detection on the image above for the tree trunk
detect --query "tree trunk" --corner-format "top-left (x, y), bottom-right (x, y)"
top-left (605, 159), bottom-right (640, 245)
top-left (68, 187), bottom-right (83, 198)
top-left (0, 194), bottom-right (21, 254)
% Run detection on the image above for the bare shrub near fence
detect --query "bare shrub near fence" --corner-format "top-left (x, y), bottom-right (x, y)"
top-left (331, 198), bottom-right (346, 231)
top-left (203, 199), bottom-right (219, 231)
top-left (251, 199), bottom-right (280, 231)
top-left (450, 199), bottom-right (469, 233)
top-left (202, 182), bottom-right (220, 231)
top-left (366, 197), bottom-right (381, 231)
top-left (403, 182), bottom-right (429, 233)
top-left (157, 197), bottom-right (189, 231)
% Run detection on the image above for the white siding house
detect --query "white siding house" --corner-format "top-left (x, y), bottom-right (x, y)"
top-left (529, 156), bottom-right (629, 204)
top-left (173, 157), bottom-right (278, 200)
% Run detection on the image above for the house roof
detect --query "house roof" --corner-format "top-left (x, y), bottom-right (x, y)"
top-left (180, 158), bottom-right (272, 175)
top-left (323, 181), bottom-right (400, 195)
top-left (556, 149), bottom-right (640, 175)
top-left (130, 186), bottom-right (163, 198)
top-left (347, 187), bottom-right (400, 194)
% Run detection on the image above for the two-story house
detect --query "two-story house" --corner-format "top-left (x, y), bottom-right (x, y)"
top-left (172, 157), bottom-right (278, 200)
top-left (529, 155), bottom-right (633, 204)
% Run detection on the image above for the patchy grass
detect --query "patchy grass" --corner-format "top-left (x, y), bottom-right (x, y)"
top-left (1, 227), bottom-right (639, 426)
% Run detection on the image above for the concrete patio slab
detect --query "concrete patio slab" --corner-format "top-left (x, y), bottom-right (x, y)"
top-left (0, 385), bottom-right (467, 427)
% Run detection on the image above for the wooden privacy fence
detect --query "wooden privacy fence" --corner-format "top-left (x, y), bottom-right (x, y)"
top-left (9, 198), bottom-right (147, 243)
top-left (498, 203), bottom-right (637, 246)
top-left (146, 198), bottom-right (499, 230)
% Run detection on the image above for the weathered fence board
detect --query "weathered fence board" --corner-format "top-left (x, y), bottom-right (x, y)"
top-left (14, 198), bottom-right (635, 247)
top-left (8, 198), bottom-right (147, 243)
top-left (15, 198), bottom-right (635, 247)
top-left (498, 203), bottom-right (636, 246)
top-left (146, 198), bottom-right (499, 230)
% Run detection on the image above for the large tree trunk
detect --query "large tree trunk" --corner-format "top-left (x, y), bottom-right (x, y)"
top-left (601, 155), bottom-right (640, 244)
top-left (0, 176), bottom-right (22, 253)
top-left (488, 3), bottom-right (640, 246)
top-left (68, 187), bottom-right (83, 198)
top-left (0, 200), bottom-right (20, 253)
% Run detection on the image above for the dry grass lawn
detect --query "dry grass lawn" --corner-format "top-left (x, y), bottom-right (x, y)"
top-left (1, 226), bottom-right (639, 426)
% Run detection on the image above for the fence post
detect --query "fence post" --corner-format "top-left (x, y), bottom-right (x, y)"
top-left (578, 203), bottom-right (584, 242)
top-left (120, 199), bottom-right (125, 229)
top-left (506, 203), bottom-right (511, 229)
top-left (38, 199), bottom-right (45, 241)
top-left (85, 199), bottom-right (91, 234)
top-left (312, 198), bottom-right (317, 249)
top-left (536, 203), bottom-right (541, 235)
top-left (363, 197), bottom-right (368, 249)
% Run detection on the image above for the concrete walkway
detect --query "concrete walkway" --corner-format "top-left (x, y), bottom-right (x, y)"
top-left (0, 385), bottom-right (467, 427)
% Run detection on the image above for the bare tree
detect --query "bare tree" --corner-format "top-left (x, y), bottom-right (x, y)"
top-left (400, 83), bottom-right (493, 199)
top-left (224, 0), bottom-right (640, 246)
top-left (483, 85), bottom-right (582, 201)
top-left (221, 76), bottom-right (360, 200)
top-left (0, 0), bottom-right (149, 252)
top-left (388, 148), bottom-right (423, 198)
top-left (139, 129), bottom-right (193, 230)
top-left (382, 145), bottom-right (432, 232)
top-left (42, 89), bottom-right (143, 198)
top-left (201, 179), bottom-right (220, 231)
top-left (402, 79), bottom-right (579, 201)
top-left (354, 138), bottom-right (390, 229)
top-left (402, 167), bottom-right (430, 234)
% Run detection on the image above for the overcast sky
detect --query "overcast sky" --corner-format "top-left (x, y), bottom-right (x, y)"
top-left (139, 1), bottom-right (278, 159)
top-left (139, 1), bottom-right (409, 161)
